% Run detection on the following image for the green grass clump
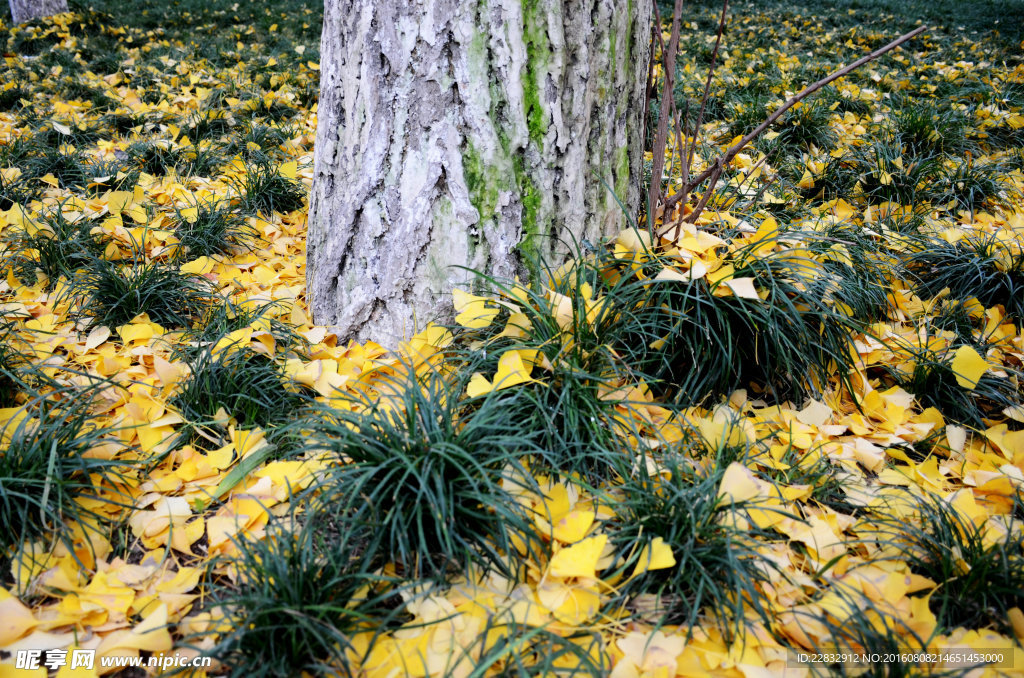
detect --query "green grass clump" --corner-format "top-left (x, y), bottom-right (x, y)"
top-left (126, 140), bottom-right (184, 176)
top-left (234, 158), bottom-right (305, 215)
top-left (302, 366), bottom-right (543, 581)
top-left (63, 245), bottom-right (214, 329)
top-left (607, 447), bottom-right (783, 639)
top-left (174, 298), bottom-right (306, 361)
top-left (940, 157), bottom-right (1017, 213)
top-left (1, 209), bottom-right (108, 289)
top-left (0, 313), bottom-right (31, 407)
top-left (868, 493), bottom-right (1024, 634)
top-left (614, 237), bottom-right (860, 405)
top-left (171, 198), bottom-right (258, 261)
top-left (169, 343), bottom-right (309, 449)
top-left (908, 233), bottom-right (1024, 322)
top-left (202, 514), bottom-right (398, 677)
top-left (0, 390), bottom-right (129, 584)
top-left (774, 101), bottom-right (838, 150)
top-left (890, 100), bottom-right (970, 156)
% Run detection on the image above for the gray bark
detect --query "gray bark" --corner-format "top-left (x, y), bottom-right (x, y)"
top-left (308, 0), bottom-right (652, 345)
top-left (9, 0), bottom-right (67, 24)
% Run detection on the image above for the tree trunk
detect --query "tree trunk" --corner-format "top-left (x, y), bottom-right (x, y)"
top-left (307, 0), bottom-right (652, 345)
top-left (9, 0), bottom-right (67, 24)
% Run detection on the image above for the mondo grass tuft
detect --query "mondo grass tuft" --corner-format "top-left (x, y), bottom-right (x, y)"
top-left (173, 297), bottom-right (307, 362)
top-left (301, 364), bottom-right (544, 582)
top-left (233, 158), bottom-right (306, 216)
top-left (0, 389), bottom-right (131, 585)
top-left (1, 208), bottom-right (108, 289)
top-left (171, 197), bottom-right (259, 261)
top-left (0, 312), bottom-right (32, 408)
top-left (866, 492), bottom-right (1024, 635)
top-left (877, 325), bottom-right (1019, 427)
top-left (61, 241), bottom-right (215, 330)
top-left (789, 586), bottom-right (959, 678)
top-left (606, 447), bottom-right (785, 640)
top-left (201, 513), bottom-right (401, 678)
top-left (613, 237), bottom-right (861, 405)
top-left (169, 343), bottom-right (311, 450)
top-left (908, 232), bottom-right (1024, 322)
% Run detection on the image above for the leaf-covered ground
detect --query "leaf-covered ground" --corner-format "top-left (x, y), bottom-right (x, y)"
top-left (1, 0), bottom-right (1023, 676)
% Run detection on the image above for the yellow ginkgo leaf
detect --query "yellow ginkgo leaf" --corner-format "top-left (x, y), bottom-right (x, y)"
top-left (452, 288), bottom-right (499, 329)
top-left (951, 344), bottom-right (988, 390)
top-left (492, 349), bottom-right (536, 390)
top-left (718, 462), bottom-right (762, 503)
top-left (465, 372), bottom-right (493, 398)
top-left (798, 169), bottom-right (815, 189)
top-left (552, 509), bottom-right (596, 544)
top-left (549, 534), bottom-right (607, 579)
top-left (632, 537), bottom-right (676, 577)
top-left (723, 276), bottom-right (761, 300)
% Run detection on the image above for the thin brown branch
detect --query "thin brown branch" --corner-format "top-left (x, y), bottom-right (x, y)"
top-left (685, 0), bottom-right (729, 185)
top-left (647, 0), bottom-right (684, 213)
top-left (664, 24), bottom-right (927, 217)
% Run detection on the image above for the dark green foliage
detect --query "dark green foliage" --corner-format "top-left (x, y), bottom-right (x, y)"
top-left (303, 366), bottom-right (543, 581)
top-left (940, 157), bottom-right (1016, 212)
top-left (0, 313), bottom-right (30, 407)
top-left (202, 514), bottom-right (398, 678)
top-left (0, 85), bottom-right (28, 112)
top-left (63, 244), bottom-right (214, 329)
top-left (171, 198), bottom-right (258, 260)
top-left (126, 140), bottom-right (183, 176)
top-left (22, 146), bottom-right (90, 189)
top-left (174, 298), bottom-right (306, 362)
top-left (234, 158), bottom-right (305, 215)
top-left (224, 122), bottom-right (291, 162)
top-left (1, 208), bottom-right (108, 288)
top-left (0, 390), bottom-right (129, 584)
top-left (853, 139), bottom-right (944, 205)
top-left (774, 101), bottom-right (838, 150)
top-left (182, 109), bottom-right (234, 142)
top-left (0, 169), bottom-right (41, 211)
top-left (169, 344), bottom-right (309, 449)
top-left (607, 446), bottom-right (784, 639)
top-left (909, 233), bottom-right (1024, 321)
top-left (611, 236), bottom-right (860, 405)
top-left (890, 100), bottom-right (970, 156)
top-left (869, 493), bottom-right (1024, 634)
top-left (877, 319), bottom-right (1020, 427)
top-left (82, 159), bottom-right (140, 194)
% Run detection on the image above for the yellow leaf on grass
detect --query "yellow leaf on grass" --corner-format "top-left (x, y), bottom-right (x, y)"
top-left (549, 534), bottom-right (607, 579)
top-left (279, 160), bottom-right (297, 179)
top-left (723, 276), bottom-right (761, 300)
top-left (951, 345), bottom-right (988, 390)
top-left (466, 349), bottom-right (537, 397)
top-left (181, 256), bottom-right (216, 275)
top-left (552, 509), bottom-right (596, 544)
top-left (452, 288), bottom-right (499, 329)
top-left (632, 537), bottom-right (676, 576)
top-left (718, 462), bottom-right (761, 503)
top-left (798, 169), bottom-right (815, 189)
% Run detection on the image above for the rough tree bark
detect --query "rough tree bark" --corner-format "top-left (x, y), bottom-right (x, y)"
top-left (307, 0), bottom-right (652, 344)
top-left (8, 0), bottom-right (67, 24)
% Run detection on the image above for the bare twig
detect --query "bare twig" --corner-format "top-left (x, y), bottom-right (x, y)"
top-left (685, 0), bottom-right (729, 191)
top-left (663, 24), bottom-right (927, 221)
top-left (647, 0), bottom-right (684, 214)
